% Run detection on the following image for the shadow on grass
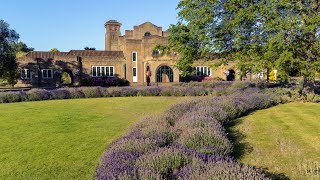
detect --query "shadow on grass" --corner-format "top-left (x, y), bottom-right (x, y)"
top-left (225, 118), bottom-right (253, 160)
top-left (225, 118), bottom-right (290, 180)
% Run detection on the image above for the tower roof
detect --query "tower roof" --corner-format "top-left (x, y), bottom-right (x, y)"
top-left (104, 20), bottom-right (121, 27)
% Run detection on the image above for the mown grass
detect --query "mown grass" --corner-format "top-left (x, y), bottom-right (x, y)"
top-left (230, 102), bottom-right (320, 179)
top-left (0, 97), bottom-right (186, 179)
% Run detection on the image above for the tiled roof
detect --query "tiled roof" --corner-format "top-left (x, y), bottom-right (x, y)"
top-left (67, 50), bottom-right (124, 57)
top-left (25, 51), bottom-right (68, 59)
top-left (25, 50), bottom-right (124, 59)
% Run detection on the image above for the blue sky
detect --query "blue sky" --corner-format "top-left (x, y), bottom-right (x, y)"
top-left (1, 0), bottom-right (180, 51)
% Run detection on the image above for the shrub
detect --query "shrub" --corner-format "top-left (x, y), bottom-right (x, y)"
top-left (77, 87), bottom-right (104, 98)
top-left (95, 150), bottom-right (140, 179)
top-left (50, 89), bottom-right (71, 99)
top-left (137, 87), bottom-right (162, 96)
top-left (175, 127), bottom-right (232, 156)
top-left (230, 81), bottom-right (253, 89)
top-left (80, 77), bottom-right (129, 87)
top-left (0, 92), bottom-right (24, 103)
top-left (135, 147), bottom-right (193, 179)
top-left (109, 138), bottom-right (157, 154)
top-left (26, 89), bottom-right (51, 101)
top-left (136, 117), bottom-right (179, 147)
top-left (178, 159), bottom-right (270, 180)
top-left (65, 88), bottom-right (85, 99)
top-left (79, 78), bottom-right (92, 86)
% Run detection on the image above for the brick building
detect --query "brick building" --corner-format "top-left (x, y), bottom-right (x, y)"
top-left (16, 20), bottom-right (240, 87)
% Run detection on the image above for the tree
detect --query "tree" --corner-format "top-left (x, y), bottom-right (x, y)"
top-left (14, 41), bottom-right (34, 57)
top-left (84, 47), bottom-right (96, 50)
top-left (0, 19), bottom-right (19, 86)
top-left (49, 48), bottom-right (60, 52)
top-left (170, 0), bottom-right (320, 90)
top-left (14, 41), bottom-right (34, 52)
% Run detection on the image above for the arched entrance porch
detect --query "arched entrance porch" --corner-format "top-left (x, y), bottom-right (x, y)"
top-left (156, 65), bottom-right (173, 83)
top-left (61, 69), bottom-right (74, 85)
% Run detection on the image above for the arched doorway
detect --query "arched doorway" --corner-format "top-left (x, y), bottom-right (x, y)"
top-left (227, 69), bottom-right (235, 81)
top-left (156, 65), bottom-right (173, 82)
top-left (61, 69), bottom-right (74, 85)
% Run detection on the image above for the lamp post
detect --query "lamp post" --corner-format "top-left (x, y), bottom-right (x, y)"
top-left (274, 69), bottom-right (278, 81)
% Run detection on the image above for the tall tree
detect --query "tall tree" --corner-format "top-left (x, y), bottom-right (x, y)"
top-left (14, 41), bottom-right (34, 57)
top-left (170, 0), bottom-right (320, 89)
top-left (0, 19), bottom-right (19, 86)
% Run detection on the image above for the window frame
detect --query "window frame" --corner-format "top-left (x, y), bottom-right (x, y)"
top-left (92, 66), bottom-right (115, 77)
top-left (42, 69), bottom-right (53, 79)
top-left (195, 66), bottom-right (211, 77)
top-left (21, 69), bottom-right (31, 79)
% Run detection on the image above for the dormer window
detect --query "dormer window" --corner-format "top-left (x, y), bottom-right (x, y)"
top-left (144, 32), bottom-right (151, 37)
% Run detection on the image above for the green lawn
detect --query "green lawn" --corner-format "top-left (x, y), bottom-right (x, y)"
top-left (0, 97), bottom-right (185, 179)
top-left (230, 102), bottom-right (320, 179)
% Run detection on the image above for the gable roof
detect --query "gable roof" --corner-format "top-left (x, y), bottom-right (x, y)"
top-left (138, 21), bottom-right (160, 28)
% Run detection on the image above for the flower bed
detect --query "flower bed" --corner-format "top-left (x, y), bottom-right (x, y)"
top-left (95, 88), bottom-right (281, 179)
top-left (1, 81), bottom-right (319, 104)
top-left (0, 86), bottom-right (244, 103)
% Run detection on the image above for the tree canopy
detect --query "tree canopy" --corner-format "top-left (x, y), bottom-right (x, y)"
top-left (49, 48), bottom-right (60, 52)
top-left (0, 19), bottom-right (19, 85)
top-left (169, 0), bottom-right (320, 83)
top-left (84, 47), bottom-right (96, 50)
top-left (14, 41), bottom-right (34, 58)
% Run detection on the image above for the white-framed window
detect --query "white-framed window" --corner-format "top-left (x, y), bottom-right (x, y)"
top-left (195, 66), bottom-right (211, 76)
top-left (21, 69), bottom-right (31, 79)
top-left (132, 52), bottom-right (138, 82)
top-left (92, 66), bottom-right (115, 77)
top-left (42, 69), bottom-right (53, 79)
top-left (133, 68), bottom-right (137, 76)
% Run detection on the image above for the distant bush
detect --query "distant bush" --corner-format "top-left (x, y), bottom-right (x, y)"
top-left (80, 77), bottom-right (130, 87)
top-left (0, 92), bottom-right (24, 103)
top-left (26, 89), bottom-right (51, 101)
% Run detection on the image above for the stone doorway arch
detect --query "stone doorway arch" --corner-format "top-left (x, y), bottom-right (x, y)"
top-left (227, 69), bottom-right (236, 81)
top-left (156, 65), bottom-right (173, 83)
top-left (61, 69), bottom-right (74, 85)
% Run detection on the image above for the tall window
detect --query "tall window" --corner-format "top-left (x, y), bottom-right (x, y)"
top-left (21, 69), bottom-right (31, 79)
top-left (42, 69), bottom-right (53, 79)
top-left (195, 66), bottom-right (211, 76)
top-left (133, 68), bottom-right (137, 76)
top-left (132, 52), bottom-right (138, 82)
top-left (92, 66), bottom-right (115, 77)
top-left (132, 52), bottom-right (137, 61)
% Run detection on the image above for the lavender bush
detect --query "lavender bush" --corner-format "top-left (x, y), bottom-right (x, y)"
top-left (0, 91), bottom-right (25, 103)
top-left (95, 89), bottom-right (278, 179)
top-left (26, 89), bottom-right (51, 101)
top-left (0, 86), bottom-right (215, 103)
